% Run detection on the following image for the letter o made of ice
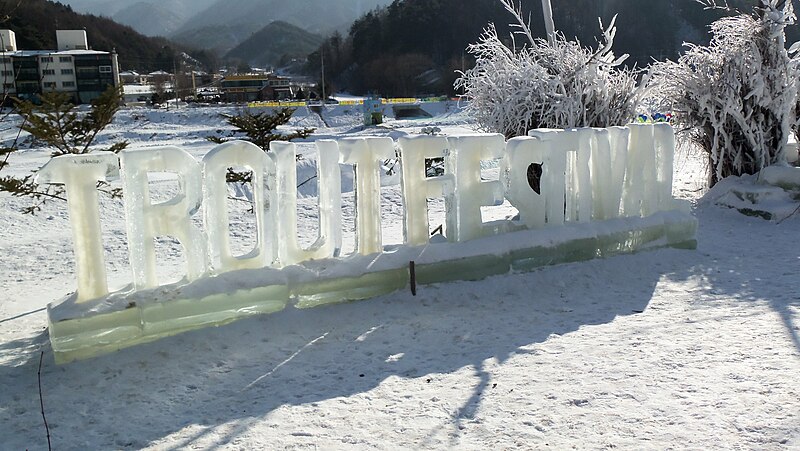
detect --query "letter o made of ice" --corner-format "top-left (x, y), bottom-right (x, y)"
top-left (120, 147), bottom-right (207, 289)
top-left (35, 153), bottom-right (119, 302)
top-left (203, 140), bottom-right (274, 272)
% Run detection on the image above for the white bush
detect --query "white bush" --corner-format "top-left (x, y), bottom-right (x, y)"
top-left (647, 0), bottom-right (799, 186)
top-left (454, 0), bottom-right (641, 138)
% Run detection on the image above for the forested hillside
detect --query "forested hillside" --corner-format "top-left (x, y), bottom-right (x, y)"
top-left (307, 0), bottom-right (800, 97)
top-left (225, 21), bottom-right (323, 69)
top-left (0, 0), bottom-right (214, 72)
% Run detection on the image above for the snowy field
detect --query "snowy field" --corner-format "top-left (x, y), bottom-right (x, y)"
top-left (0, 104), bottom-right (798, 450)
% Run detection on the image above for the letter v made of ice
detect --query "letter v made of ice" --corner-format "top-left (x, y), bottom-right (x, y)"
top-left (35, 154), bottom-right (120, 302)
top-left (590, 127), bottom-right (629, 221)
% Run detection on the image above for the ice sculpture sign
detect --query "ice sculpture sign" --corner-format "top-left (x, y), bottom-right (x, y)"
top-left (37, 123), bottom-right (697, 363)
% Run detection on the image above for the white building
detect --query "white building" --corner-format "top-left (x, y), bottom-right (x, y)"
top-left (0, 29), bottom-right (120, 104)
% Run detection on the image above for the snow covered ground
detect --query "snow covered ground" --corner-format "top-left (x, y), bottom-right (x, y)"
top-left (1, 104), bottom-right (798, 449)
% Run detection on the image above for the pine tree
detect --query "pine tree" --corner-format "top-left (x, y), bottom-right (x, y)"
top-left (0, 86), bottom-right (128, 213)
top-left (206, 108), bottom-right (315, 184)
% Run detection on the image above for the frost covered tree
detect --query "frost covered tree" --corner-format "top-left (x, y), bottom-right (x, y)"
top-left (647, 0), bottom-right (799, 186)
top-left (454, 0), bottom-right (640, 138)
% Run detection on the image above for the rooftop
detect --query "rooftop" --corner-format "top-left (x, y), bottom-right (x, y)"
top-left (0, 49), bottom-right (111, 57)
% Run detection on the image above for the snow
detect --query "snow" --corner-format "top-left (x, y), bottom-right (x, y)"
top-left (1, 104), bottom-right (799, 449)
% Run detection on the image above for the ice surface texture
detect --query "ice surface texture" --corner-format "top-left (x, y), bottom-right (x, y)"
top-left (37, 123), bottom-right (696, 363)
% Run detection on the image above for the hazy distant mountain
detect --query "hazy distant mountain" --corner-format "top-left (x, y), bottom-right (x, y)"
top-left (5, 0), bottom-right (210, 72)
top-left (170, 0), bottom-right (393, 53)
top-left (61, 0), bottom-right (218, 36)
top-left (113, 2), bottom-right (183, 37)
top-left (171, 23), bottom-right (263, 55)
top-left (225, 21), bottom-right (323, 69)
top-left (58, 0), bottom-right (120, 16)
top-left (175, 0), bottom-right (392, 36)
top-left (62, 0), bottom-right (392, 52)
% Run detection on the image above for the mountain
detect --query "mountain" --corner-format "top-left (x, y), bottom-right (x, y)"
top-left (1, 0), bottom-right (211, 72)
top-left (60, 0), bottom-right (218, 36)
top-left (61, 0), bottom-right (392, 54)
top-left (224, 21), bottom-right (323, 69)
top-left (170, 23), bottom-right (263, 55)
top-left (174, 0), bottom-right (393, 37)
top-left (112, 2), bottom-right (183, 37)
top-left (307, 0), bottom-right (800, 97)
top-left (55, 0), bottom-right (120, 17)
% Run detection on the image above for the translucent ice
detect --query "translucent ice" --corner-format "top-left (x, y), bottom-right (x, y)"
top-left (338, 137), bottom-right (394, 254)
top-left (203, 140), bottom-right (274, 272)
top-left (502, 136), bottom-right (548, 228)
top-left (589, 127), bottom-right (629, 220)
top-left (572, 128), bottom-right (594, 223)
top-left (653, 123), bottom-right (676, 211)
top-left (35, 153), bottom-right (119, 302)
top-left (271, 140), bottom-right (342, 264)
top-left (618, 123), bottom-right (678, 214)
top-left (315, 140), bottom-right (343, 255)
top-left (120, 147), bottom-right (207, 289)
top-left (525, 129), bottom-right (569, 226)
top-left (445, 134), bottom-right (505, 242)
top-left (624, 124), bottom-right (661, 216)
top-left (398, 135), bottom-right (454, 245)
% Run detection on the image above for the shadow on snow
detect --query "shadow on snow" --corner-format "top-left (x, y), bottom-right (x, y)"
top-left (0, 248), bottom-right (676, 450)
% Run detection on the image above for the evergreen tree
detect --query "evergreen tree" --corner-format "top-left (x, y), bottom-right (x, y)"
top-left (206, 108), bottom-right (315, 184)
top-left (0, 86), bottom-right (128, 213)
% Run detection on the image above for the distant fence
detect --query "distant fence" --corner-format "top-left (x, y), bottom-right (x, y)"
top-left (248, 96), bottom-right (457, 108)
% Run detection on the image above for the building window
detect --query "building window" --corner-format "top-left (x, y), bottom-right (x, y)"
top-left (16, 68), bottom-right (38, 76)
top-left (62, 81), bottom-right (75, 88)
top-left (0, 57), bottom-right (10, 63)
top-left (1, 70), bottom-right (11, 76)
top-left (41, 57), bottom-right (54, 63)
top-left (61, 68), bottom-right (74, 75)
top-left (99, 65), bottom-right (112, 74)
top-left (42, 69), bottom-right (55, 75)
top-left (44, 82), bottom-right (57, 89)
top-left (59, 56), bottom-right (71, 63)
top-left (17, 81), bottom-right (38, 90)
top-left (3, 83), bottom-right (12, 89)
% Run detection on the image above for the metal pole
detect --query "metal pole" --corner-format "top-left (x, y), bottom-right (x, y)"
top-left (173, 59), bottom-right (179, 109)
top-left (320, 48), bottom-right (326, 103)
top-left (541, 0), bottom-right (556, 44)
